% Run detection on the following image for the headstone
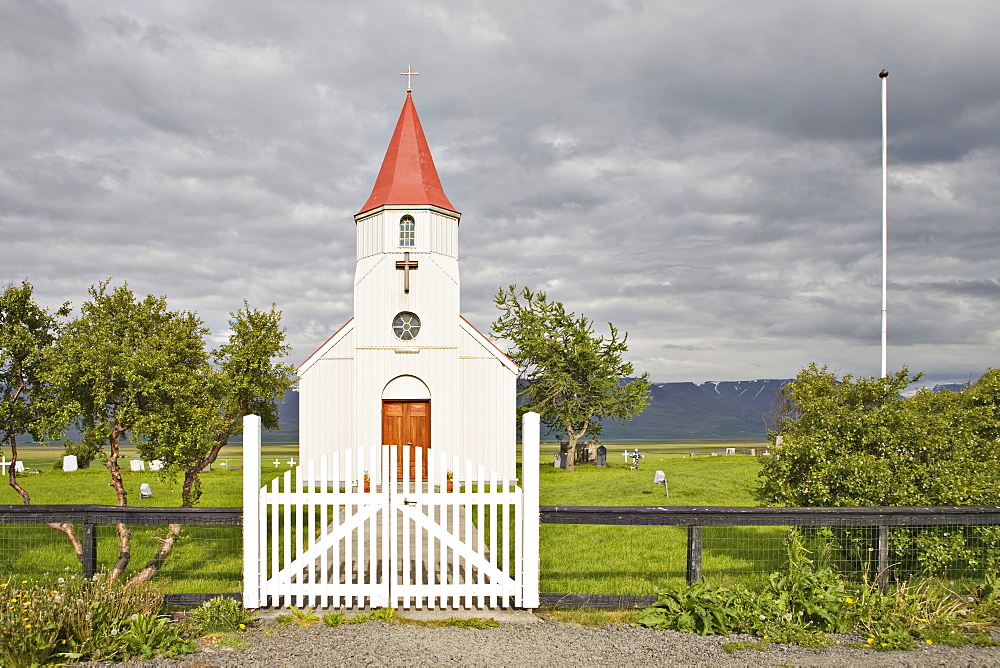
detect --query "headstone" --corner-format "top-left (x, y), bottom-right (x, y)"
top-left (288, 458), bottom-right (296, 466)
top-left (130, 460), bottom-right (145, 472)
top-left (596, 445), bottom-right (607, 468)
top-left (139, 483), bottom-right (153, 498)
top-left (750, 448), bottom-right (756, 457)
top-left (14, 461), bottom-right (25, 472)
top-left (726, 447), bottom-right (736, 455)
top-left (149, 460), bottom-right (164, 471)
top-left (62, 455), bottom-right (79, 472)
top-left (653, 470), bottom-right (666, 484)
top-left (274, 459), bottom-right (280, 467)
top-left (552, 452), bottom-right (567, 469)
top-left (0, 456), bottom-right (8, 475)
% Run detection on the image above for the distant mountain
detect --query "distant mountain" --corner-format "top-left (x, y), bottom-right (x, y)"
top-left (598, 379), bottom-right (790, 440)
top-left (270, 380), bottom-right (789, 442)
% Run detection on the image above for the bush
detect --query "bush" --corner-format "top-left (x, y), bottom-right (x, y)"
top-left (759, 365), bottom-right (1000, 576)
top-left (0, 572), bottom-right (196, 666)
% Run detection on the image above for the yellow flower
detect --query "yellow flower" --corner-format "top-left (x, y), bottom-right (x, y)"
top-left (845, 597), bottom-right (854, 604)
top-left (881, 643), bottom-right (888, 647)
top-left (239, 623), bottom-right (246, 629)
top-left (926, 639), bottom-right (933, 644)
top-left (24, 624), bottom-right (31, 629)
top-left (867, 638), bottom-right (875, 645)
top-left (20, 580), bottom-right (26, 584)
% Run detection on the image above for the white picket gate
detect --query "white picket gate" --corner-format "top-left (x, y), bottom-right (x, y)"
top-left (242, 414), bottom-right (541, 610)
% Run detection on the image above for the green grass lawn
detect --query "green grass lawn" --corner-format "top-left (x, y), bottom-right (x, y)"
top-left (1, 444), bottom-right (782, 595)
top-left (538, 456), bottom-right (786, 594)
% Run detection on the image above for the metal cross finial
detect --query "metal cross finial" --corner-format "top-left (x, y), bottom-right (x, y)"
top-left (401, 65), bottom-right (419, 92)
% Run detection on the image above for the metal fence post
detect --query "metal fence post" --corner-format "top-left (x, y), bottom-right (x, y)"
top-left (242, 414), bottom-right (262, 609)
top-left (874, 525), bottom-right (889, 592)
top-left (686, 525), bottom-right (703, 585)
top-left (522, 411), bottom-right (540, 608)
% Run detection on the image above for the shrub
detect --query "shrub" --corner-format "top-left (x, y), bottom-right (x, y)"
top-left (183, 596), bottom-right (255, 636)
top-left (0, 572), bottom-right (196, 667)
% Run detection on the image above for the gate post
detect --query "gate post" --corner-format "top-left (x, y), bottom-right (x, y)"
top-left (242, 414), bottom-right (262, 609)
top-left (522, 412), bottom-right (540, 608)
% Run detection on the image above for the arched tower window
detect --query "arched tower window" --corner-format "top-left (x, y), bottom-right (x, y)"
top-left (399, 215), bottom-right (415, 247)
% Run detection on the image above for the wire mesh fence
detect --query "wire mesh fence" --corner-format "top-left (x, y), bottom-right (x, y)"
top-left (539, 506), bottom-right (1000, 605)
top-left (0, 506), bottom-right (242, 597)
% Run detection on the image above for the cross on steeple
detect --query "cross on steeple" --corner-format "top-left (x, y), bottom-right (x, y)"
top-left (401, 65), bottom-right (418, 92)
top-left (395, 252), bottom-right (419, 293)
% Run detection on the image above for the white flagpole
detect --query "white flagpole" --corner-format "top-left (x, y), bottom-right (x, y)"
top-left (880, 69), bottom-right (889, 378)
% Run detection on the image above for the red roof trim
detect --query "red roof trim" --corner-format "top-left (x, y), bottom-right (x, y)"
top-left (358, 92), bottom-right (457, 215)
top-left (298, 317), bottom-right (354, 373)
top-left (460, 315), bottom-right (518, 371)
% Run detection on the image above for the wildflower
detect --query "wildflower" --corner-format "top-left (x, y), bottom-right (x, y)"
top-left (758, 615), bottom-right (766, 621)
top-left (131, 614), bottom-right (139, 621)
top-left (926, 639), bottom-right (933, 644)
top-left (239, 623), bottom-right (246, 630)
top-left (845, 597), bottom-right (854, 604)
top-left (57, 578), bottom-right (65, 584)
top-left (867, 638), bottom-right (875, 645)
top-left (21, 580), bottom-right (27, 584)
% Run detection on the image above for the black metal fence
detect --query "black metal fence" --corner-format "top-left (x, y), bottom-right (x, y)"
top-left (0, 505), bottom-right (242, 606)
top-left (5, 504), bottom-right (1000, 609)
top-left (539, 505), bottom-right (1000, 608)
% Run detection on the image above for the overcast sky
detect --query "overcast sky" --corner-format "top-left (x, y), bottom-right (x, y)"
top-left (3, 1), bottom-right (998, 385)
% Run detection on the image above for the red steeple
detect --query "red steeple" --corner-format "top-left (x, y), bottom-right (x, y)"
top-left (358, 92), bottom-right (457, 215)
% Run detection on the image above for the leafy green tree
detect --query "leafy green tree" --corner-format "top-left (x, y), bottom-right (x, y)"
top-left (759, 363), bottom-right (1000, 507)
top-left (0, 281), bottom-right (68, 501)
top-left (46, 281), bottom-right (210, 581)
top-left (492, 285), bottom-right (651, 471)
top-left (0, 282), bottom-right (85, 557)
top-left (136, 303), bottom-right (295, 508)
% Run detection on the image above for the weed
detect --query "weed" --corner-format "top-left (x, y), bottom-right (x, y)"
top-left (284, 606), bottom-right (321, 627)
top-left (322, 612), bottom-right (345, 627)
top-left (0, 573), bottom-right (196, 666)
top-left (183, 596), bottom-right (255, 636)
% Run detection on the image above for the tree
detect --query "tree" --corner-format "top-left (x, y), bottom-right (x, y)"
top-left (46, 280), bottom-right (210, 581)
top-left (136, 302), bottom-right (295, 508)
top-left (0, 281), bottom-right (69, 500)
top-left (0, 282), bottom-right (83, 556)
top-left (492, 285), bottom-right (651, 471)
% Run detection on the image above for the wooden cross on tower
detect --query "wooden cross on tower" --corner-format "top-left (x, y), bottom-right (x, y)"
top-left (395, 252), bottom-right (418, 293)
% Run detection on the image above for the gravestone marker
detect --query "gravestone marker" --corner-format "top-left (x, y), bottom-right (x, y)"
top-left (596, 445), bottom-right (607, 468)
top-left (62, 455), bottom-right (79, 472)
top-left (130, 460), bottom-right (145, 472)
top-left (149, 460), bottom-right (164, 471)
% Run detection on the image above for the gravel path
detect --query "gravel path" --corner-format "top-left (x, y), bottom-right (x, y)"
top-left (92, 617), bottom-right (1000, 667)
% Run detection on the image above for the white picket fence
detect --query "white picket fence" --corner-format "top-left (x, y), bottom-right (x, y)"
top-left (242, 413), bottom-right (541, 610)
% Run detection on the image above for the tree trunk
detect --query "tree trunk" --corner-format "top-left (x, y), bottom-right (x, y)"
top-left (565, 434), bottom-right (578, 472)
top-left (563, 419), bottom-right (591, 473)
top-left (181, 423), bottom-right (233, 507)
top-left (104, 427), bottom-right (131, 581)
top-left (127, 523), bottom-right (181, 585)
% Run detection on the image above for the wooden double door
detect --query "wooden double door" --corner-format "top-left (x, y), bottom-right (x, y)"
top-left (381, 400), bottom-right (430, 480)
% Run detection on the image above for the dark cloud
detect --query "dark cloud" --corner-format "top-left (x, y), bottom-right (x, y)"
top-left (1, 1), bottom-right (998, 385)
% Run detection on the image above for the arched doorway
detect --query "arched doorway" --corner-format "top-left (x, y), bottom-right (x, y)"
top-left (381, 376), bottom-right (430, 480)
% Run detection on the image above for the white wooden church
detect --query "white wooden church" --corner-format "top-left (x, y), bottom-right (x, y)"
top-left (298, 88), bottom-right (518, 479)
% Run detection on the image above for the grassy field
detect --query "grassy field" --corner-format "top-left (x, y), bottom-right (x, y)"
top-left (0, 442), bottom-right (780, 595)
